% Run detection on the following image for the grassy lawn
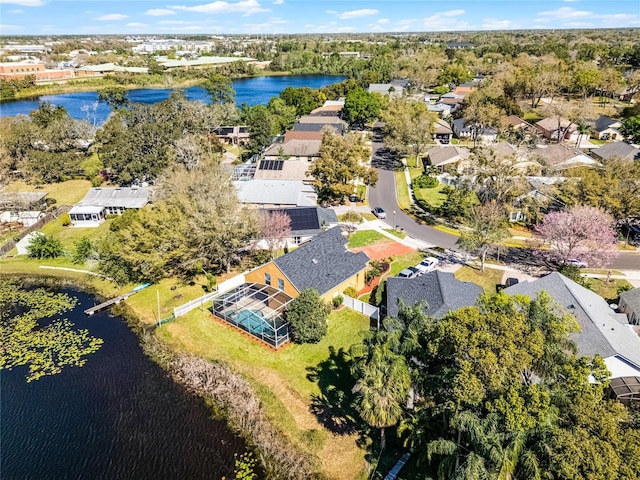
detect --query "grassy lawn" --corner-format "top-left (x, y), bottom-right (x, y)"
top-left (39, 216), bottom-right (113, 254)
top-left (413, 183), bottom-right (447, 209)
top-left (361, 212), bottom-right (377, 221)
top-left (589, 138), bottom-right (607, 145)
top-left (157, 307), bottom-right (371, 480)
top-left (347, 230), bottom-right (393, 248)
top-left (523, 110), bottom-right (544, 122)
top-left (585, 278), bottom-right (633, 303)
top-left (4, 179), bottom-right (92, 206)
top-left (395, 170), bottom-right (413, 210)
top-left (384, 228), bottom-right (406, 239)
top-left (454, 265), bottom-right (504, 294)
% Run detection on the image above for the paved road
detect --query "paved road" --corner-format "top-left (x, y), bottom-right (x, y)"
top-left (367, 141), bottom-right (459, 250)
top-left (367, 139), bottom-right (640, 269)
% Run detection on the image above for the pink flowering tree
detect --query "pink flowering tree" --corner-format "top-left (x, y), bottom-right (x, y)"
top-left (534, 205), bottom-right (619, 268)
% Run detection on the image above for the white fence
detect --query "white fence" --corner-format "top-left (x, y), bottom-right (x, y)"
top-left (343, 295), bottom-right (380, 321)
top-left (173, 273), bottom-right (247, 318)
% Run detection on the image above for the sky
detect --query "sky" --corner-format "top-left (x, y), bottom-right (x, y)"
top-left (0, 0), bottom-right (639, 35)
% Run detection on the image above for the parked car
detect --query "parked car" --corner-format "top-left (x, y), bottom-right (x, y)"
top-left (415, 256), bottom-right (439, 274)
top-left (373, 207), bottom-right (387, 219)
top-left (568, 258), bottom-right (588, 268)
top-left (397, 267), bottom-right (420, 279)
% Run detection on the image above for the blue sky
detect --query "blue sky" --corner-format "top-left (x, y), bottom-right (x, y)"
top-left (1, 0), bottom-right (639, 35)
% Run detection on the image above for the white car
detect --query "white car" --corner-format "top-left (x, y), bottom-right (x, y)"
top-left (568, 258), bottom-right (588, 268)
top-left (415, 257), bottom-right (439, 274)
top-left (397, 267), bottom-right (420, 279)
top-left (373, 207), bottom-right (387, 219)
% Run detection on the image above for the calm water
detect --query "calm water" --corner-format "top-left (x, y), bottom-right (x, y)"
top-left (1, 288), bottom-right (248, 480)
top-left (0, 74), bottom-right (346, 124)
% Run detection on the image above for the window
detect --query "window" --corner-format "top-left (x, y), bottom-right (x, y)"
top-left (293, 236), bottom-right (301, 245)
top-left (264, 273), bottom-right (271, 286)
top-left (277, 278), bottom-right (284, 291)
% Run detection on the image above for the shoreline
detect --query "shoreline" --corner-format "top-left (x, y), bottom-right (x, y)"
top-left (1, 269), bottom-right (320, 479)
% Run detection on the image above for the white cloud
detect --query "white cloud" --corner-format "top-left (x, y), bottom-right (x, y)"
top-left (96, 14), bottom-right (128, 21)
top-left (8, 9), bottom-right (24, 13)
top-left (0, 23), bottom-right (24, 31)
top-left (376, 18), bottom-right (390, 25)
top-left (537, 7), bottom-right (592, 18)
top-left (272, 0), bottom-right (284, 4)
top-left (145, 8), bottom-right (176, 16)
top-left (338, 9), bottom-right (378, 20)
top-left (158, 20), bottom-right (192, 25)
top-left (170, 0), bottom-right (269, 16)
top-left (535, 7), bottom-right (639, 27)
top-left (423, 9), bottom-right (467, 30)
top-left (126, 22), bottom-right (148, 28)
top-left (0, 0), bottom-right (44, 6)
top-left (482, 18), bottom-right (518, 30)
top-left (325, 10), bottom-right (337, 14)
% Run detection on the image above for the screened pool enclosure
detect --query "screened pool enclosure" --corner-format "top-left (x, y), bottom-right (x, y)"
top-left (211, 283), bottom-right (293, 348)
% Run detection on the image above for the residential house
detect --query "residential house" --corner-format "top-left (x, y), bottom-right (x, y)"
top-left (502, 115), bottom-right (533, 131)
top-left (245, 227), bottom-right (369, 302)
top-left (505, 272), bottom-right (640, 379)
top-left (68, 187), bottom-right (152, 227)
top-left (433, 119), bottom-right (454, 144)
top-left (509, 177), bottom-right (566, 223)
top-left (533, 144), bottom-right (601, 170)
top-left (590, 142), bottom-right (640, 162)
top-left (368, 83), bottom-right (404, 98)
top-left (426, 145), bottom-right (471, 172)
top-left (619, 288), bottom-right (640, 325)
top-left (535, 117), bottom-right (579, 142)
top-left (385, 271), bottom-right (483, 319)
top-left (452, 82), bottom-right (476, 97)
top-left (427, 103), bottom-right (453, 117)
top-left (452, 117), bottom-right (498, 144)
top-left (263, 139), bottom-right (322, 162)
top-left (591, 116), bottom-right (623, 141)
top-left (234, 179), bottom-right (317, 208)
top-left (292, 123), bottom-right (345, 135)
top-left (257, 206), bottom-right (338, 247)
top-left (283, 130), bottom-right (325, 142)
top-left (297, 115), bottom-right (347, 126)
top-left (213, 126), bottom-right (250, 145)
top-left (0, 192), bottom-right (48, 213)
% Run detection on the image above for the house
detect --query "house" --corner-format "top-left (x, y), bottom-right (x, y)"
top-left (591, 116), bottom-right (623, 141)
top-left (234, 179), bottom-right (317, 208)
top-left (619, 288), bottom-right (640, 325)
top-left (452, 118), bottom-right (498, 144)
top-left (262, 140), bottom-right (322, 162)
top-left (427, 103), bottom-right (453, 117)
top-left (252, 158), bottom-right (313, 183)
top-left (590, 142), bottom-right (640, 162)
top-left (213, 126), bottom-right (250, 145)
top-left (385, 270), bottom-right (483, 319)
top-left (533, 144), bottom-right (601, 170)
top-left (245, 227), bottom-right (369, 302)
top-left (509, 177), bottom-right (566, 222)
top-left (68, 187), bottom-right (152, 227)
top-left (502, 115), bottom-right (533, 131)
top-left (535, 117), bottom-right (579, 142)
top-left (505, 272), bottom-right (640, 379)
top-left (433, 119), bottom-right (453, 143)
top-left (283, 130), bottom-right (325, 142)
top-left (258, 206), bottom-right (338, 247)
top-left (368, 83), bottom-right (404, 98)
top-left (297, 115), bottom-right (347, 126)
top-left (426, 145), bottom-right (471, 172)
top-left (439, 92), bottom-right (465, 106)
top-left (292, 123), bottom-right (345, 135)
top-left (0, 192), bottom-right (48, 213)
top-left (452, 82), bottom-right (476, 97)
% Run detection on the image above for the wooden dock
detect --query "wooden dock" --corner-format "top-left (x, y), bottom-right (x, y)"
top-left (84, 284), bottom-right (150, 316)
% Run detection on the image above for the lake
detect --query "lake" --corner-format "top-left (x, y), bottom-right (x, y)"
top-left (0, 287), bottom-right (250, 480)
top-left (0, 74), bottom-right (347, 124)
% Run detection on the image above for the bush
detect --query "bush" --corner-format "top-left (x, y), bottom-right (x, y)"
top-left (91, 175), bottom-right (103, 187)
top-left (61, 213), bottom-right (71, 226)
top-left (412, 174), bottom-right (439, 189)
top-left (27, 233), bottom-right (64, 259)
top-left (332, 294), bottom-right (343, 308)
top-left (72, 236), bottom-right (95, 264)
top-left (343, 286), bottom-right (357, 298)
top-left (285, 289), bottom-right (330, 344)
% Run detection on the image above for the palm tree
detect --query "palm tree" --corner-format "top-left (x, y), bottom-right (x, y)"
top-left (352, 343), bottom-right (411, 450)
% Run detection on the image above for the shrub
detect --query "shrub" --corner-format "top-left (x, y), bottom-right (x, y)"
top-left (332, 294), bottom-right (343, 308)
top-left (343, 286), bottom-right (357, 298)
top-left (72, 236), bottom-right (95, 264)
top-left (61, 213), bottom-right (71, 226)
top-left (27, 233), bottom-right (64, 259)
top-left (91, 175), bottom-right (103, 187)
top-left (45, 197), bottom-right (57, 207)
top-left (285, 289), bottom-right (330, 344)
top-left (412, 174), bottom-right (439, 189)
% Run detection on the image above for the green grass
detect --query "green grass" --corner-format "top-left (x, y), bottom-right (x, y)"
top-left (395, 170), bottom-right (413, 210)
top-left (361, 213), bottom-right (377, 221)
top-left (4, 179), bottom-right (92, 206)
top-left (454, 265), bottom-right (504, 294)
top-left (413, 183), bottom-right (447, 208)
top-left (588, 138), bottom-right (607, 145)
top-left (39, 216), bottom-right (113, 253)
top-left (585, 278), bottom-right (633, 303)
top-left (355, 184), bottom-right (367, 201)
top-left (383, 228), bottom-right (406, 239)
top-left (347, 230), bottom-right (393, 248)
top-left (522, 110), bottom-right (544, 122)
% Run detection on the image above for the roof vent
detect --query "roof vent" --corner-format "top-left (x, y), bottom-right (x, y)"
top-left (312, 258), bottom-right (319, 264)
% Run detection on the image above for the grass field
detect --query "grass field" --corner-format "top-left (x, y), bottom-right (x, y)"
top-left (4, 179), bottom-right (92, 206)
top-left (157, 307), bottom-right (371, 480)
top-left (585, 277), bottom-right (633, 303)
top-left (413, 183), bottom-right (447, 208)
top-left (383, 228), bottom-right (406, 239)
top-left (347, 230), bottom-right (393, 248)
top-left (454, 265), bottom-right (504, 294)
top-left (394, 170), bottom-right (413, 210)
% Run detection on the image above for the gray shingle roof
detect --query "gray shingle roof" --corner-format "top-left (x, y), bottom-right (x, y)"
top-left (77, 187), bottom-right (152, 209)
top-left (593, 116), bottom-right (621, 132)
top-left (386, 271), bottom-right (483, 319)
top-left (505, 272), bottom-right (640, 369)
top-left (620, 288), bottom-right (640, 318)
top-left (274, 227), bottom-right (369, 295)
top-left (591, 142), bottom-right (640, 161)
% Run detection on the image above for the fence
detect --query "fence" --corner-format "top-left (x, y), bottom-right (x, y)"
top-left (0, 205), bottom-right (71, 257)
top-left (342, 294), bottom-right (380, 322)
top-left (172, 272), bottom-right (247, 318)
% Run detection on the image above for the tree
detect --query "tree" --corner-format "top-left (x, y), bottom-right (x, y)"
top-left (438, 185), bottom-right (477, 222)
top-left (342, 87), bottom-right (383, 128)
top-left (620, 115), bottom-right (640, 143)
top-left (203, 72), bottom-right (235, 104)
top-left (97, 86), bottom-right (129, 110)
top-left (259, 210), bottom-right (291, 259)
top-left (285, 289), bottom-right (330, 344)
top-left (0, 282), bottom-right (103, 382)
top-left (534, 205), bottom-right (619, 268)
top-left (27, 233), bottom-right (64, 259)
top-left (381, 98), bottom-right (438, 167)
top-left (279, 86), bottom-right (326, 116)
top-left (457, 202), bottom-right (510, 271)
top-left (463, 92), bottom-right (504, 148)
top-left (308, 131), bottom-right (377, 204)
top-left (72, 236), bottom-right (95, 264)
top-left (468, 147), bottom-right (523, 204)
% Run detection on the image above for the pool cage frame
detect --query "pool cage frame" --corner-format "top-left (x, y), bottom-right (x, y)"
top-left (211, 282), bottom-right (293, 348)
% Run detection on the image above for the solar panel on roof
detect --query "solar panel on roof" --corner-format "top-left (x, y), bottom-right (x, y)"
top-left (258, 160), bottom-right (284, 171)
